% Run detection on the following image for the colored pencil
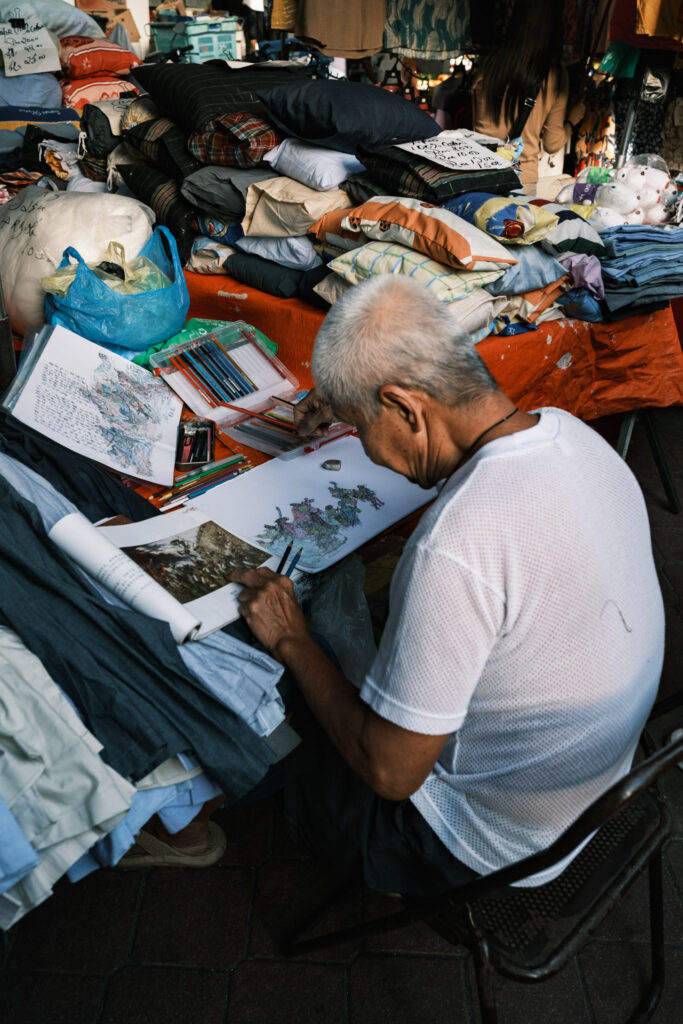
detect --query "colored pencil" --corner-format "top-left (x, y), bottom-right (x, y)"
top-left (275, 540), bottom-right (293, 575)
top-left (220, 402), bottom-right (299, 431)
top-left (169, 354), bottom-right (216, 408)
top-left (285, 547), bottom-right (303, 577)
top-left (185, 349), bottom-right (232, 404)
top-left (206, 341), bottom-right (254, 394)
top-left (174, 454), bottom-right (245, 484)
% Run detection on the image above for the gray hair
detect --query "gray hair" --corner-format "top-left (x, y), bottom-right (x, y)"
top-left (311, 276), bottom-right (500, 419)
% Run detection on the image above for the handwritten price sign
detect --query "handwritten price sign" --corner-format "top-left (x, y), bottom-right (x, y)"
top-left (0, 21), bottom-right (60, 77)
top-left (396, 131), bottom-right (513, 172)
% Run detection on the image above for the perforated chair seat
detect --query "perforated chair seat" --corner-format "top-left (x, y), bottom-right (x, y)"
top-left (430, 791), bottom-right (669, 980)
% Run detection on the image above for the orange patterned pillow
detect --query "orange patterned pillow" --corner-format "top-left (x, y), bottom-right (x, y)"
top-left (61, 75), bottom-right (139, 112)
top-left (60, 35), bottom-right (142, 78)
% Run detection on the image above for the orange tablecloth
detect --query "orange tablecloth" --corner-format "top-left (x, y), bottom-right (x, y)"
top-left (186, 272), bottom-right (683, 419)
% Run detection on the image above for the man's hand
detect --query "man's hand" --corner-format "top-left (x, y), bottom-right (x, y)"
top-left (292, 388), bottom-right (336, 437)
top-left (229, 567), bottom-right (309, 657)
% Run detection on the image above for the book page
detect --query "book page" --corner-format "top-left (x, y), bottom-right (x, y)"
top-left (10, 326), bottom-right (182, 486)
top-left (97, 506), bottom-right (275, 637)
top-left (49, 513), bottom-right (201, 644)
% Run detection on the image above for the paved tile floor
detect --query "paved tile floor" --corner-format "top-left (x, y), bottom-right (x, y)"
top-left (1, 408), bottom-right (682, 1024)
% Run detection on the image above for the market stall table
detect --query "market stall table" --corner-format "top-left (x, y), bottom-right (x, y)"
top-left (185, 272), bottom-right (683, 420)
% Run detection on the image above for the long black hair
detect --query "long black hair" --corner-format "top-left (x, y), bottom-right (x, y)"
top-left (480, 0), bottom-right (565, 128)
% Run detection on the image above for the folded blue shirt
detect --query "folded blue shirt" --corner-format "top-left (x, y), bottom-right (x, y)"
top-left (484, 244), bottom-right (566, 297)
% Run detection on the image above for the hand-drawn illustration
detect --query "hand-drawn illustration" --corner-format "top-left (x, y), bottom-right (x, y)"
top-left (122, 521), bottom-right (268, 604)
top-left (258, 481), bottom-right (385, 569)
top-left (81, 352), bottom-right (178, 478)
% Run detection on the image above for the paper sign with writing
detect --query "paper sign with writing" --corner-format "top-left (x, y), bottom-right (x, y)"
top-left (396, 130), bottom-right (514, 171)
top-left (0, 21), bottom-right (60, 77)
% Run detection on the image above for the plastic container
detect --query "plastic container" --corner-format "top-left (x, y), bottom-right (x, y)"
top-left (149, 17), bottom-right (239, 63)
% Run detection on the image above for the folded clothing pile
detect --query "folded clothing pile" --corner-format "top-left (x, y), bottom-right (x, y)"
top-left (76, 63), bottom-right (618, 337)
top-left (593, 223), bottom-right (683, 320)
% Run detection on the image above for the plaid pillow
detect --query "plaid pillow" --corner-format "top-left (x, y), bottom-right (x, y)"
top-left (357, 146), bottom-right (521, 204)
top-left (123, 117), bottom-right (201, 181)
top-left (188, 112), bottom-right (281, 169)
top-left (328, 240), bottom-right (504, 303)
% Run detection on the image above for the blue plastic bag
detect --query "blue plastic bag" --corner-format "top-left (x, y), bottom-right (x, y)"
top-left (44, 225), bottom-right (190, 352)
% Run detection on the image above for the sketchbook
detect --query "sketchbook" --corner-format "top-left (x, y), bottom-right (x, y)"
top-left (194, 435), bottom-right (438, 573)
top-left (49, 507), bottom-right (275, 643)
top-left (2, 325), bottom-right (183, 486)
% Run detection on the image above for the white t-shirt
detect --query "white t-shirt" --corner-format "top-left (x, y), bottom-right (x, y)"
top-left (361, 409), bottom-right (664, 884)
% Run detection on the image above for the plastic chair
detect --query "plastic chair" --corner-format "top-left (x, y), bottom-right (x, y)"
top-left (283, 732), bottom-right (683, 1024)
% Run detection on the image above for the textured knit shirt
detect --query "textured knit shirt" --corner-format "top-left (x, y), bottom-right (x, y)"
top-left (361, 409), bottom-right (664, 884)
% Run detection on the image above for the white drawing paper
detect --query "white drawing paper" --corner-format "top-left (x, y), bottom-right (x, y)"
top-left (194, 435), bottom-right (437, 572)
top-left (0, 20), bottom-right (60, 76)
top-left (396, 130), bottom-right (513, 171)
top-left (10, 325), bottom-right (182, 485)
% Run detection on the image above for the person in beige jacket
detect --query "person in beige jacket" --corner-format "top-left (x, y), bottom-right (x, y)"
top-left (472, 0), bottom-right (584, 187)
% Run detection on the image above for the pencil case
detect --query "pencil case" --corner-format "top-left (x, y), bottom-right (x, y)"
top-left (150, 322), bottom-right (299, 430)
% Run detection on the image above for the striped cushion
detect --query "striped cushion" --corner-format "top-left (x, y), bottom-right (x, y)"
top-left (342, 196), bottom-right (517, 270)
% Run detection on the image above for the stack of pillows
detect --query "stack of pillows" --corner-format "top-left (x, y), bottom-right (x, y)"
top-left (76, 64), bottom-right (608, 332)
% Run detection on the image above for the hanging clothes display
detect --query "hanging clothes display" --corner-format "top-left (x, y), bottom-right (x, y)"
top-left (384, 1), bottom-right (472, 59)
top-left (269, 0), bottom-right (299, 31)
top-left (295, 0), bottom-right (385, 58)
top-left (574, 77), bottom-right (618, 172)
top-left (636, 0), bottom-right (683, 43)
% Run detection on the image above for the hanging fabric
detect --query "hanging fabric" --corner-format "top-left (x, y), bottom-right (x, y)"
top-left (636, 0), bottom-right (683, 43)
top-left (270, 0), bottom-right (298, 31)
top-left (383, 1), bottom-right (472, 59)
top-left (295, 0), bottom-right (385, 58)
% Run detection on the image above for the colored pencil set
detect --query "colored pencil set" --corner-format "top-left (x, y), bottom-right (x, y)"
top-left (149, 453), bottom-right (251, 511)
top-left (165, 339), bottom-right (259, 409)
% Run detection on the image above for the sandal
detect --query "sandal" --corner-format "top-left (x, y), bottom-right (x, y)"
top-left (116, 821), bottom-right (227, 869)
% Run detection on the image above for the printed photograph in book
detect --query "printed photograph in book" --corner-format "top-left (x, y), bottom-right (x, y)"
top-left (122, 522), bottom-right (269, 604)
top-left (258, 481), bottom-right (385, 570)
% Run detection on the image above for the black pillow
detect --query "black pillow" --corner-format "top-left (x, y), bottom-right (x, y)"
top-left (133, 61), bottom-right (311, 134)
top-left (255, 79), bottom-right (440, 153)
top-left (224, 252), bottom-right (304, 299)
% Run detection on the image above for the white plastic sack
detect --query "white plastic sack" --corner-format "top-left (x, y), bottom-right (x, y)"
top-left (0, 187), bottom-right (155, 333)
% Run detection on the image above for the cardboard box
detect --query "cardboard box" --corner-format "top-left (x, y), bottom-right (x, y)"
top-left (75, 1), bottom-right (141, 43)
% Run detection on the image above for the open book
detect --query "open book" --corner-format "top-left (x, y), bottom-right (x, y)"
top-left (2, 325), bottom-right (182, 486)
top-left (49, 507), bottom-right (275, 643)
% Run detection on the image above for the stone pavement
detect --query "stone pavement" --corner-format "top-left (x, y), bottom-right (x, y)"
top-left (1, 408), bottom-right (682, 1024)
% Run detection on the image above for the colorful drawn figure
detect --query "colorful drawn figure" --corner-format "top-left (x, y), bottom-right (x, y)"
top-left (79, 353), bottom-right (173, 476)
top-left (258, 481), bottom-right (385, 568)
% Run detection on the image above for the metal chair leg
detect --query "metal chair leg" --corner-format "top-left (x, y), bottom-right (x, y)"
top-left (626, 851), bottom-right (665, 1024)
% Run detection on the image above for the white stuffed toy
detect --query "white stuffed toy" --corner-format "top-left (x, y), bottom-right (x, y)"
top-left (558, 155), bottom-right (677, 228)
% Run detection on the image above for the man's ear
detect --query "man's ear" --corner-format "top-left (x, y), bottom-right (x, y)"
top-left (377, 384), bottom-right (424, 432)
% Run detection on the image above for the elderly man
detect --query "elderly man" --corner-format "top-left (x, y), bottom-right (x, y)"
top-left (231, 275), bottom-right (664, 896)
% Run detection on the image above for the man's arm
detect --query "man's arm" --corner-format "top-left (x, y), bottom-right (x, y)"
top-left (230, 568), bottom-right (449, 801)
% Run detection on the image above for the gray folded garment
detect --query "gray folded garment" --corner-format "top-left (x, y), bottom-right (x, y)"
top-left (181, 165), bottom-right (278, 222)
